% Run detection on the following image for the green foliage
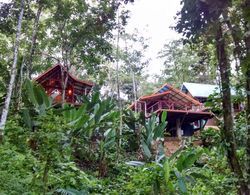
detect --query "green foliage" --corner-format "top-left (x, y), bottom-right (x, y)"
top-left (0, 83), bottom-right (242, 194)
top-left (158, 40), bottom-right (216, 86)
top-left (0, 0), bottom-right (246, 193)
top-left (0, 142), bottom-right (38, 194)
top-left (191, 147), bottom-right (237, 194)
top-left (123, 147), bottom-right (204, 194)
top-left (23, 79), bottom-right (52, 113)
top-left (200, 127), bottom-right (221, 148)
top-left (62, 91), bottom-right (120, 176)
top-left (234, 111), bottom-right (248, 148)
top-left (56, 188), bottom-right (89, 195)
top-left (140, 112), bottom-right (167, 160)
top-left (205, 91), bottom-right (222, 117)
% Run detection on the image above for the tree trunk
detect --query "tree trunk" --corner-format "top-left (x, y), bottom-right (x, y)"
top-left (243, 0), bottom-right (250, 189)
top-left (27, 1), bottom-right (43, 78)
top-left (115, 9), bottom-right (123, 151)
top-left (16, 57), bottom-right (25, 110)
top-left (216, 23), bottom-right (249, 194)
top-left (223, 5), bottom-right (250, 191)
top-left (246, 64), bottom-right (250, 191)
top-left (0, 0), bottom-right (25, 143)
top-left (131, 69), bottom-right (137, 102)
top-left (222, 10), bottom-right (242, 74)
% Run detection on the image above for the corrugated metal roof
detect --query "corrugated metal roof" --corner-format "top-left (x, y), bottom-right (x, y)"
top-left (156, 85), bottom-right (169, 94)
top-left (181, 82), bottom-right (236, 97)
top-left (181, 82), bottom-right (218, 97)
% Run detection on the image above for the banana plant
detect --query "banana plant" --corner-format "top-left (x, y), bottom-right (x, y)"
top-left (141, 111), bottom-right (167, 160)
top-left (62, 92), bottom-right (119, 176)
top-left (63, 92), bottom-right (119, 138)
top-left (22, 79), bottom-right (53, 130)
top-left (98, 128), bottom-right (116, 176)
top-left (23, 79), bottom-right (52, 115)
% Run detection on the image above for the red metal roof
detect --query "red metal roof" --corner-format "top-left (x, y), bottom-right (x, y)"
top-left (130, 83), bottom-right (201, 110)
top-left (153, 83), bottom-right (201, 106)
top-left (140, 91), bottom-right (171, 101)
top-left (35, 64), bottom-right (94, 87)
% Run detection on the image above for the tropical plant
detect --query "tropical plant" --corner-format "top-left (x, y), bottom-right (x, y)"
top-left (125, 146), bottom-right (204, 194)
top-left (62, 91), bottom-right (120, 176)
top-left (140, 112), bottom-right (167, 160)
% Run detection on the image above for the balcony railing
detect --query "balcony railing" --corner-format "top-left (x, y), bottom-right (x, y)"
top-left (134, 100), bottom-right (206, 116)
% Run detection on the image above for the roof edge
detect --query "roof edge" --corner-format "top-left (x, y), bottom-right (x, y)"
top-left (34, 64), bottom-right (95, 87)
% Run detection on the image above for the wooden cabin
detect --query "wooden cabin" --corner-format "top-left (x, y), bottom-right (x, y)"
top-left (130, 83), bottom-right (214, 155)
top-left (180, 82), bottom-right (242, 127)
top-left (130, 83), bottom-right (213, 138)
top-left (35, 64), bottom-right (94, 105)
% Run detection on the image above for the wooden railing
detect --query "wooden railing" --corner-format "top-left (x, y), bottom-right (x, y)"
top-left (134, 100), bottom-right (206, 116)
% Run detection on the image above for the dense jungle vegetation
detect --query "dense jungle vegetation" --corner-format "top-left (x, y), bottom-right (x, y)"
top-left (0, 0), bottom-right (249, 194)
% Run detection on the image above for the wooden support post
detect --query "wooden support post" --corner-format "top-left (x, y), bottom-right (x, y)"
top-left (134, 101), bottom-right (138, 112)
top-left (176, 118), bottom-right (182, 139)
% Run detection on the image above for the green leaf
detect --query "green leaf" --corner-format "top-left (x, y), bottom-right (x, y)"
top-left (163, 159), bottom-right (170, 185)
top-left (24, 79), bottom-right (37, 105)
top-left (33, 85), bottom-right (44, 105)
top-left (177, 148), bottom-right (203, 172)
top-left (141, 140), bottom-right (152, 158)
top-left (161, 111), bottom-right (167, 122)
top-left (75, 114), bottom-right (89, 130)
top-left (174, 169), bottom-right (187, 193)
top-left (22, 109), bottom-right (33, 130)
top-left (154, 122), bottom-right (166, 139)
top-left (56, 188), bottom-right (89, 195)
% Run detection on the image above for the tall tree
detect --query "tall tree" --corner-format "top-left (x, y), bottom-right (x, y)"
top-left (26, 0), bottom-right (44, 78)
top-left (0, 0), bottom-right (25, 142)
top-left (158, 39), bottom-right (217, 86)
top-left (121, 31), bottom-right (149, 101)
top-left (215, 21), bottom-right (247, 193)
top-left (175, 0), bottom-right (249, 193)
top-left (243, 0), bottom-right (250, 184)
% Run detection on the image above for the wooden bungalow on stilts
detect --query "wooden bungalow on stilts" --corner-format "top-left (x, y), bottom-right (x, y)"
top-left (130, 83), bottom-right (213, 139)
top-left (35, 64), bottom-right (94, 105)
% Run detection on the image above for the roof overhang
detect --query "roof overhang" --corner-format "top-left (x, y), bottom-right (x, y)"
top-left (156, 109), bottom-right (214, 123)
top-left (35, 64), bottom-right (94, 87)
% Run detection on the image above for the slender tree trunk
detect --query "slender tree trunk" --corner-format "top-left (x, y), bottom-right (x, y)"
top-left (246, 65), bottom-right (250, 191)
top-left (223, 6), bottom-right (250, 190)
top-left (124, 37), bottom-right (137, 103)
top-left (115, 9), bottom-right (123, 153)
top-left (131, 69), bottom-right (137, 102)
top-left (222, 10), bottom-right (242, 74)
top-left (0, 0), bottom-right (25, 143)
top-left (16, 57), bottom-right (25, 110)
top-left (27, 1), bottom-right (43, 78)
top-left (216, 23), bottom-right (248, 194)
top-left (15, 1), bottom-right (42, 109)
top-left (244, 0), bottom-right (250, 189)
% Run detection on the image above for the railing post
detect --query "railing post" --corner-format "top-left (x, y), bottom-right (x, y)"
top-left (159, 101), bottom-right (162, 109)
top-left (176, 118), bottom-right (182, 139)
